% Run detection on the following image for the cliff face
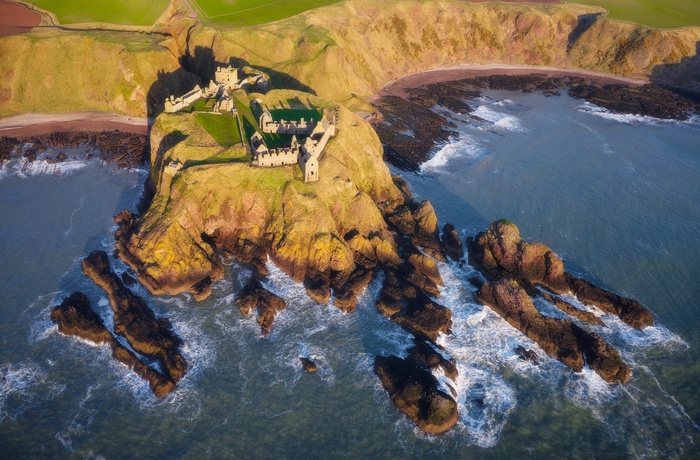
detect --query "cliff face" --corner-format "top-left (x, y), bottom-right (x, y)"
top-left (219, 0), bottom-right (700, 108)
top-left (1, 1), bottom-right (698, 118)
top-left (117, 90), bottom-right (404, 298)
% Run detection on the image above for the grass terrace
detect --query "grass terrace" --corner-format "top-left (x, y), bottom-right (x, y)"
top-left (194, 113), bottom-right (242, 147)
top-left (189, 0), bottom-right (343, 26)
top-left (32, 0), bottom-right (169, 26)
top-left (572, 0), bottom-right (700, 28)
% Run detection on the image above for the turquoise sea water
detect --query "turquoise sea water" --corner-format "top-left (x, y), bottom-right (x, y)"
top-left (0, 90), bottom-right (698, 458)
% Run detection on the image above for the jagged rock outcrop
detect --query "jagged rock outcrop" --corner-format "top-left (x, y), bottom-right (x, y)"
top-left (469, 220), bottom-right (653, 329)
top-left (235, 278), bottom-right (287, 336)
top-left (50, 292), bottom-right (176, 398)
top-left (82, 251), bottom-right (188, 383)
top-left (376, 269), bottom-right (451, 343)
top-left (476, 278), bottom-right (629, 383)
top-left (0, 131), bottom-right (149, 168)
top-left (375, 350), bottom-right (458, 435)
top-left (441, 224), bottom-right (464, 262)
top-left (300, 357), bottom-right (318, 373)
top-left (51, 292), bottom-right (114, 345)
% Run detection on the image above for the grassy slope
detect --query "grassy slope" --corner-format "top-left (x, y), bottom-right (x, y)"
top-left (134, 89), bottom-right (400, 293)
top-left (32, 0), bottom-right (170, 26)
top-left (571, 0), bottom-right (700, 28)
top-left (190, 0), bottom-right (342, 26)
top-left (217, 0), bottom-right (700, 110)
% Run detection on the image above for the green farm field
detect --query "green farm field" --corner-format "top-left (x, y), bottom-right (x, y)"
top-left (31, 0), bottom-right (169, 25)
top-left (572, 0), bottom-right (700, 28)
top-left (189, 0), bottom-right (342, 26)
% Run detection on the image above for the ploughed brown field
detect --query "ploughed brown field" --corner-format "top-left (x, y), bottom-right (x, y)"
top-left (0, 1), bottom-right (41, 37)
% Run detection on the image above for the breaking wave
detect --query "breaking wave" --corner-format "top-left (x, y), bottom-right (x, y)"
top-left (472, 105), bottom-right (527, 133)
top-left (576, 102), bottom-right (700, 128)
top-left (420, 136), bottom-right (484, 173)
top-left (0, 157), bottom-right (90, 180)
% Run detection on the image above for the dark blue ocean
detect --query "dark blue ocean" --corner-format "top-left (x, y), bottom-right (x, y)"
top-left (1, 90), bottom-right (698, 458)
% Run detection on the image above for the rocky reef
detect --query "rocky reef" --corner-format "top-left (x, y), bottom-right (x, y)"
top-left (468, 220), bottom-right (654, 330)
top-left (81, 251), bottom-right (188, 384)
top-left (464, 220), bottom-right (655, 383)
top-left (50, 292), bottom-right (177, 398)
top-left (0, 131), bottom-right (148, 168)
top-left (374, 74), bottom-right (700, 171)
top-left (475, 278), bottom-right (629, 383)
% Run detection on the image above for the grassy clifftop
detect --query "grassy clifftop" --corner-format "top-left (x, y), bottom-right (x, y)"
top-left (1, 0), bottom-right (698, 118)
top-left (217, 0), bottom-right (700, 110)
top-left (123, 89), bottom-right (403, 296)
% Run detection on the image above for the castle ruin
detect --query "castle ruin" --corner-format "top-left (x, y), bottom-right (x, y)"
top-left (251, 114), bottom-right (336, 183)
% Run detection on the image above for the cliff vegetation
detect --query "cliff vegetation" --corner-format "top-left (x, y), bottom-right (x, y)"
top-left (1, 0), bottom-right (699, 118)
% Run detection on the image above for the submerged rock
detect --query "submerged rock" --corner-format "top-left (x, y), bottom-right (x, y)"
top-left (514, 346), bottom-right (540, 365)
top-left (81, 251), bottom-right (188, 383)
top-left (236, 278), bottom-right (287, 336)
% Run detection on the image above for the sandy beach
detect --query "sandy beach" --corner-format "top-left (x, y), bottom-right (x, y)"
top-left (377, 64), bottom-right (648, 99)
top-left (0, 112), bottom-right (151, 137)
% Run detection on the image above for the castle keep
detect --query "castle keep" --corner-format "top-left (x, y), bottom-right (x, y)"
top-left (251, 110), bottom-right (336, 183)
top-left (163, 62), bottom-right (333, 183)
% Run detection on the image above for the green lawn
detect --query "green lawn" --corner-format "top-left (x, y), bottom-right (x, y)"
top-left (32, 0), bottom-right (169, 26)
top-left (189, 0), bottom-right (342, 26)
top-left (270, 108), bottom-right (324, 123)
top-left (571, 0), bottom-right (700, 28)
top-left (194, 113), bottom-right (242, 147)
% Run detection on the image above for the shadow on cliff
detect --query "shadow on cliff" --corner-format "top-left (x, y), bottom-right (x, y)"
top-left (229, 57), bottom-right (317, 95)
top-left (567, 13), bottom-right (604, 52)
top-left (650, 41), bottom-right (700, 100)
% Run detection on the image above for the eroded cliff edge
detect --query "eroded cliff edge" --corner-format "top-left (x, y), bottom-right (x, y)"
top-left (1, 0), bottom-right (698, 118)
top-left (116, 89), bottom-right (405, 303)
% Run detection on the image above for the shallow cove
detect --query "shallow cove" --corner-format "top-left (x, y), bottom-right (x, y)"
top-left (0, 88), bottom-right (699, 458)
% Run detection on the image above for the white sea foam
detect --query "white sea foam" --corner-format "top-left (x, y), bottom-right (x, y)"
top-left (0, 362), bottom-right (64, 422)
top-left (577, 102), bottom-right (700, 128)
top-left (472, 105), bottom-right (527, 133)
top-left (420, 136), bottom-right (484, 173)
top-left (0, 157), bottom-right (90, 179)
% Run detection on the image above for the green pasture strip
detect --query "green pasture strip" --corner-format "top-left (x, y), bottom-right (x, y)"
top-left (194, 113), bottom-right (242, 147)
top-left (572, 0), bottom-right (700, 28)
top-left (190, 0), bottom-right (342, 26)
top-left (32, 0), bottom-right (169, 26)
